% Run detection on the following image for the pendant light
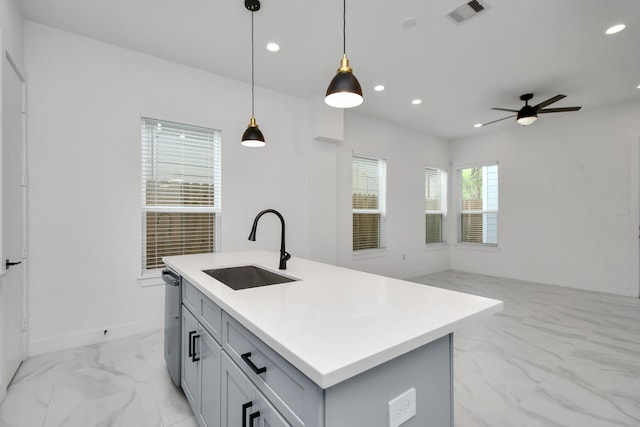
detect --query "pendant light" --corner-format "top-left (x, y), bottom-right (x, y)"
top-left (325, 0), bottom-right (363, 109)
top-left (241, 0), bottom-right (266, 147)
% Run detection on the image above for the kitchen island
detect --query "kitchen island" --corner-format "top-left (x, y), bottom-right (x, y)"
top-left (165, 250), bottom-right (502, 427)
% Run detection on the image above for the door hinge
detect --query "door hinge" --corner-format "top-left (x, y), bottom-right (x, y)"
top-left (22, 247), bottom-right (27, 258)
top-left (21, 174), bottom-right (27, 186)
top-left (22, 319), bottom-right (28, 331)
top-left (21, 102), bottom-right (27, 114)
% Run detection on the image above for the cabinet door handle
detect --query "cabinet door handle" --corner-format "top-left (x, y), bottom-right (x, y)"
top-left (188, 331), bottom-right (196, 358)
top-left (241, 352), bottom-right (266, 375)
top-left (191, 334), bottom-right (201, 362)
top-left (242, 401), bottom-right (253, 427)
top-left (249, 411), bottom-right (261, 427)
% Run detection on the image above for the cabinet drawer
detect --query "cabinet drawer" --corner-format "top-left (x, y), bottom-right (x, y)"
top-left (222, 313), bottom-right (322, 427)
top-left (182, 279), bottom-right (222, 344)
top-left (182, 278), bottom-right (200, 315)
top-left (221, 353), bottom-right (291, 427)
top-left (200, 296), bottom-right (222, 342)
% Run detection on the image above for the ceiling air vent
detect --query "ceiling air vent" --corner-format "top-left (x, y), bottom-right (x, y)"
top-left (447, 0), bottom-right (486, 24)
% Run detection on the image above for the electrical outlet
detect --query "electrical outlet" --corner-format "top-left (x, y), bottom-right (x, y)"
top-left (388, 388), bottom-right (416, 427)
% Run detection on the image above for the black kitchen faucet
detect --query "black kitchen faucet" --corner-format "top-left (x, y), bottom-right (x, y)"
top-left (248, 209), bottom-right (291, 270)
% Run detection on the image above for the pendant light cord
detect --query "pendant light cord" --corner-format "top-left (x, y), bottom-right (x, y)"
top-left (342, 0), bottom-right (346, 54)
top-left (251, 11), bottom-right (255, 118)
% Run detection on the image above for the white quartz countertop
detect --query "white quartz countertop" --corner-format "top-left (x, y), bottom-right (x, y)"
top-left (164, 251), bottom-right (503, 389)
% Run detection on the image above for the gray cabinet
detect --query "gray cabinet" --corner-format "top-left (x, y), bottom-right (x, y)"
top-left (199, 329), bottom-right (221, 426)
top-left (183, 278), bottom-right (222, 341)
top-left (182, 304), bottom-right (222, 427)
top-left (324, 334), bottom-right (453, 427)
top-left (221, 352), bottom-right (291, 427)
top-left (181, 280), bottom-right (452, 427)
top-left (181, 308), bottom-right (199, 407)
top-left (222, 313), bottom-right (322, 427)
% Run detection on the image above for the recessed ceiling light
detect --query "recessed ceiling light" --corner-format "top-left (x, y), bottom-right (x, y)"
top-left (374, 85), bottom-right (385, 91)
top-left (402, 17), bottom-right (417, 29)
top-left (605, 24), bottom-right (626, 35)
top-left (180, 134), bottom-right (186, 139)
top-left (637, 84), bottom-right (640, 89)
top-left (411, 99), bottom-right (422, 105)
top-left (474, 123), bottom-right (483, 128)
top-left (266, 42), bottom-right (280, 52)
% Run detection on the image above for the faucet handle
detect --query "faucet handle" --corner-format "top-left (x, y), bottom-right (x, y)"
top-left (279, 251), bottom-right (291, 270)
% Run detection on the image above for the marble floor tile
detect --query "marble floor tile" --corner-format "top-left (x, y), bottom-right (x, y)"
top-left (0, 374), bottom-right (54, 426)
top-left (1, 333), bottom-right (166, 427)
top-left (411, 270), bottom-right (640, 426)
top-left (166, 415), bottom-right (199, 427)
top-left (139, 329), bottom-right (164, 358)
top-left (88, 334), bottom-right (145, 365)
top-left (1, 270), bottom-right (639, 426)
top-left (42, 355), bottom-right (162, 427)
top-left (145, 347), bottom-right (194, 426)
top-left (10, 345), bottom-right (101, 386)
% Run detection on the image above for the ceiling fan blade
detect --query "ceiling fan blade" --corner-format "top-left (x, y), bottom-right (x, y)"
top-left (538, 106), bottom-right (582, 113)
top-left (481, 115), bottom-right (517, 126)
top-left (534, 94), bottom-right (566, 110)
top-left (491, 108), bottom-right (519, 113)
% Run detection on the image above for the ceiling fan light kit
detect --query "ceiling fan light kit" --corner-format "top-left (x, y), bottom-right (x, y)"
top-left (325, 0), bottom-right (363, 109)
top-left (515, 94), bottom-right (537, 126)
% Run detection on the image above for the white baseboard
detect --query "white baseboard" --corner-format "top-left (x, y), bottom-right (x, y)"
top-left (28, 318), bottom-right (164, 357)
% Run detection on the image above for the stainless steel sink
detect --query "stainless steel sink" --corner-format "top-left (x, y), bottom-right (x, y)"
top-left (202, 265), bottom-right (297, 290)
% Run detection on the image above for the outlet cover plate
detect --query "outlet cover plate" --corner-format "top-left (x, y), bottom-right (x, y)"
top-left (388, 387), bottom-right (416, 427)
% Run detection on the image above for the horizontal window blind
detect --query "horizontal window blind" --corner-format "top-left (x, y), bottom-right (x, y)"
top-left (425, 167), bottom-right (442, 211)
top-left (142, 118), bottom-right (221, 271)
top-left (426, 167), bottom-right (446, 244)
top-left (459, 164), bottom-right (498, 245)
top-left (352, 155), bottom-right (386, 251)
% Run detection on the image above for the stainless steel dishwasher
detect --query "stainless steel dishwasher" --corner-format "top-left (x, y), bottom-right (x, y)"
top-left (163, 268), bottom-right (181, 387)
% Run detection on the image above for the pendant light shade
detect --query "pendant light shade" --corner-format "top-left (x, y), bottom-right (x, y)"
top-left (325, 0), bottom-right (363, 109)
top-left (325, 54), bottom-right (363, 108)
top-left (241, 117), bottom-right (265, 147)
top-left (241, 0), bottom-right (266, 147)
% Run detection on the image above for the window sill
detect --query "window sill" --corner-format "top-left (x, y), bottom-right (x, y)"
top-left (424, 242), bottom-right (449, 251)
top-left (138, 274), bottom-right (163, 287)
top-left (352, 249), bottom-right (388, 260)
top-left (455, 243), bottom-right (500, 252)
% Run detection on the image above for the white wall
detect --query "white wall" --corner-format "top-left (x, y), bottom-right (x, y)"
top-left (337, 113), bottom-right (451, 279)
top-left (24, 22), bottom-right (320, 354)
top-left (449, 100), bottom-right (640, 297)
top-left (0, 0), bottom-right (24, 69)
top-left (24, 21), bottom-right (456, 354)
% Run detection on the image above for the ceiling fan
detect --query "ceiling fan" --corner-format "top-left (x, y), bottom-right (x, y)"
top-left (482, 93), bottom-right (582, 127)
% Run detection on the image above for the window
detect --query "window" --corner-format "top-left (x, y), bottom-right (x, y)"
top-left (425, 167), bottom-right (446, 244)
top-left (459, 163), bottom-right (498, 245)
top-left (141, 118), bottom-right (221, 272)
top-left (352, 155), bottom-right (386, 251)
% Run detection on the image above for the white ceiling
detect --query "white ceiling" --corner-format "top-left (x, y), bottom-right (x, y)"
top-left (19, 0), bottom-right (640, 139)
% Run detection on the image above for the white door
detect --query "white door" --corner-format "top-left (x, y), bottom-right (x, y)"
top-left (0, 50), bottom-right (26, 399)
